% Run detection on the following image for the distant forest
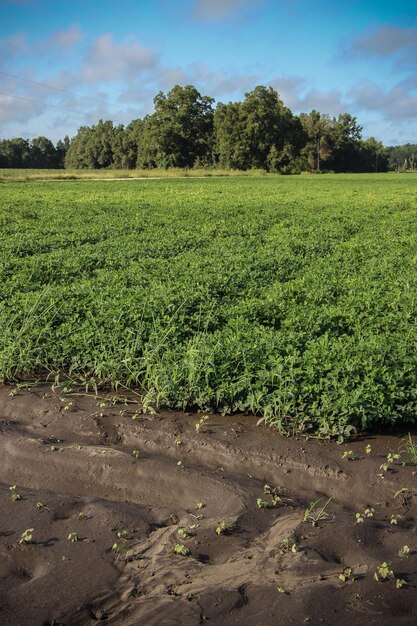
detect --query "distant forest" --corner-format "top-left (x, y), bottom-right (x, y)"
top-left (0, 84), bottom-right (416, 173)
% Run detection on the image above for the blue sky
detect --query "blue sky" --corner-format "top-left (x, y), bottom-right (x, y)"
top-left (1, 0), bottom-right (417, 145)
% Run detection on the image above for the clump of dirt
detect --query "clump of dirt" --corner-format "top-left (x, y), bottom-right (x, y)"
top-left (1, 383), bottom-right (416, 625)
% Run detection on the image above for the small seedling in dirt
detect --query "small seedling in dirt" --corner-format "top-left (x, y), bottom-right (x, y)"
top-left (78, 512), bottom-right (88, 521)
top-left (176, 460), bottom-right (183, 466)
top-left (355, 507), bottom-right (376, 523)
top-left (177, 528), bottom-right (190, 539)
top-left (215, 520), bottom-right (229, 535)
top-left (390, 514), bottom-right (400, 525)
top-left (277, 587), bottom-right (289, 594)
top-left (393, 487), bottom-right (409, 499)
top-left (49, 445), bottom-right (59, 452)
top-left (175, 439), bottom-right (183, 446)
top-left (401, 433), bottom-right (417, 465)
top-left (398, 545), bottom-right (411, 558)
top-left (257, 485), bottom-right (281, 509)
top-left (342, 450), bottom-right (356, 461)
top-left (365, 444), bottom-right (372, 455)
top-left (303, 497), bottom-right (332, 526)
top-left (68, 532), bottom-right (79, 542)
top-left (111, 543), bottom-right (128, 558)
top-left (195, 415), bottom-right (209, 433)
top-left (10, 485), bottom-right (21, 501)
top-left (62, 555), bottom-right (70, 562)
top-left (189, 523), bottom-right (199, 530)
top-left (396, 578), bottom-right (407, 589)
top-left (36, 501), bottom-right (49, 511)
top-left (374, 562), bottom-right (394, 581)
top-left (380, 463), bottom-right (389, 472)
top-left (196, 502), bottom-right (205, 510)
top-left (19, 529), bottom-right (34, 544)
top-left (387, 452), bottom-right (400, 464)
top-left (169, 543), bottom-right (190, 556)
top-left (132, 449), bottom-right (140, 459)
top-left (339, 566), bottom-right (355, 582)
top-left (116, 530), bottom-right (128, 540)
top-left (280, 538), bottom-right (297, 554)
top-left (257, 498), bottom-right (270, 509)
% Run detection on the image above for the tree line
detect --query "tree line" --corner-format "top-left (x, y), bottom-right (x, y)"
top-left (0, 84), bottom-right (412, 173)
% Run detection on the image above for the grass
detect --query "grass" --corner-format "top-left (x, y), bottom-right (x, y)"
top-left (1, 173), bottom-right (417, 436)
top-left (0, 167), bottom-right (268, 182)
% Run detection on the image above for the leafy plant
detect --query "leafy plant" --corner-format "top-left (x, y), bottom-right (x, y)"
top-left (169, 543), bottom-right (190, 556)
top-left (10, 485), bottom-right (21, 501)
top-left (365, 444), bottom-right (372, 455)
top-left (19, 529), bottom-right (34, 544)
top-left (215, 520), bottom-right (229, 535)
top-left (68, 532), bottom-right (79, 542)
top-left (303, 497), bottom-right (332, 526)
top-left (280, 537), bottom-right (297, 554)
top-left (338, 566), bottom-right (355, 582)
top-left (398, 545), bottom-right (411, 558)
top-left (195, 415), bottom-right (209, 433)
top-left (374, 562), bottom-right (394, 581)
top-left (342, 450), bottom-right (356, 461)
top-left (401, 433), bottom-right (417, 464)
top-left (177, 528), bottom-right (190, 539)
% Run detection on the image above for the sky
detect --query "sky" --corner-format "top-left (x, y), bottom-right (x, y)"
top-left (1, 0), bottom-right (417, 145)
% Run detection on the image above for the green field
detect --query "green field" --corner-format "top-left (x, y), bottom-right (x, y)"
top-left (1, 174), bottom-right (417, 437)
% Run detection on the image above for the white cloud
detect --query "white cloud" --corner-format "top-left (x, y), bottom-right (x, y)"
top-left (347, 25), bottom-right (417, 58)
top-left (81, 33), bottom-right (157, 83)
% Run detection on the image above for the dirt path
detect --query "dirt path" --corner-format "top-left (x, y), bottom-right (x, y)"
top-left (0, 384), bottom-right (416, 625)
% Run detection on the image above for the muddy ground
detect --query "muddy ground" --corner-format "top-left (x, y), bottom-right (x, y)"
top-left (0, 383), bottom-right (416, 625)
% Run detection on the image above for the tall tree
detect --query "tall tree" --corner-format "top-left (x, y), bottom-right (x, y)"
top-left (137, 85), bottom-right (214, 168)
top-left (299, 110), bottom-right (332, 171)
top-left (214, 86), bottom-right (303, 171)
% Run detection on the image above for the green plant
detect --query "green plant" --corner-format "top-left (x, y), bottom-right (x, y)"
top-left (177, 528), bottom-right (189, 539)
top-left (10, 485), bottom-right (21, 501)
top-left (280, 538), bottom-right (297, 554)
top-left (374, 562), bottom-right (394, 581)
top-left (78, 512), bottom-right (88, 521)
top-left (169, 543), bottom-right (190, 556)
top-left (390, 514), bottom-right (399, 525)
top-left (196, 502), bottom-right (205, 510)
top-left (398, 545), bottom-right (411, 558)
top-left (68, 532), bottom-right (79, 542)
top-left (195, 415), bottom-right (209, 433)
top-left (342, 450), bottom-right (356, 461)
top-left (111, 542), bottom-right (128, 558)
top-left (215, 520), bottom-right (229, 535)
top-left (402, 433), bottom-right (417, 464)
top-left (19, 529), bottom-right (34, 544)
top-left (338, 566), bottom-right (355, 582)
top-left (355, 507), bottom-right (375, 522)
top-left (303, 497), bottom-right (332, 526)
top-left (365, 444), bottom-right (372, 455)
top-left (393, 487), bottom-right (409, 499)
top-left (132, 449), bottom-right (140, 458)
top-left (117, 530), bottom-right (128, 539)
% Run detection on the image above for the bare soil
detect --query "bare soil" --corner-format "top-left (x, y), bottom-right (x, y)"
top-left (0, 384), bottom-right (416, 625)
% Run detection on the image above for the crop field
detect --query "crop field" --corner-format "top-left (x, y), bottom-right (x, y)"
top-left (2, 173), bottom-right (417, 625)
top-left (1, 173), bottom-right (417, 437)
